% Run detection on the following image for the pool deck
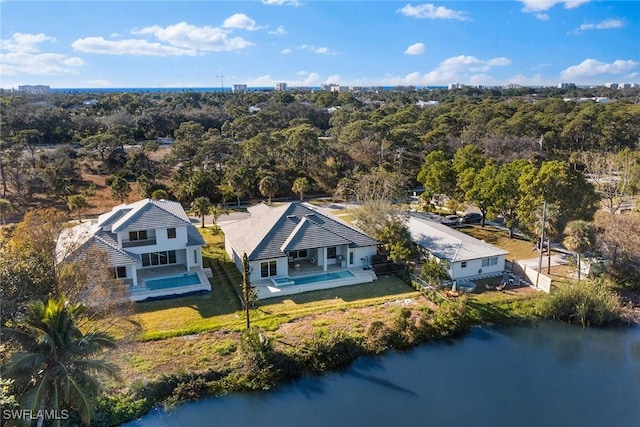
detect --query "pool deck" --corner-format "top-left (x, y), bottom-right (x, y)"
top-left (130, 266), bottom-right (212, 302)
top-left (254, 266), bottom-right (377, 300)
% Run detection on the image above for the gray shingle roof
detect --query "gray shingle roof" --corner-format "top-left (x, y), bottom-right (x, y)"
top-left (186, 224), bottom-right (206, 246)
top-left (98, 207), bottom-right (130, 229)
top-left (61, 224), bottom-right (138, 266)
top-left (111, 199), bottom-right (191, 232)
top-left (221, 202), bottom-right (379, 261)
top-left (89, 231), bottom-right (139, 265)
top-left (408, 213), bottom-right (508, 262)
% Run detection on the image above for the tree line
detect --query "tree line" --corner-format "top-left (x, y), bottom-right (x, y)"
top-left (1, 87), bottom-right (639, 213)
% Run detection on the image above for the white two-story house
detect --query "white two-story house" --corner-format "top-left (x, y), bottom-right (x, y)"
top-left (59, 198), bottom-right (210, 301)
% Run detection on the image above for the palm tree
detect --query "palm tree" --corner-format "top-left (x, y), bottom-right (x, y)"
top-left (563, 220), bottom-right (596, 281)
top-left (291, 177), bottom-right (310, 201)
top-left (259, 175), bottom-right (278, 204)
top-left (191, 196), bottom-right (212, 228)
top-left (0, 198), bottom-right (12, 225)
top-left (1, 297), bottom-right (118, 427)
top-left (209, 203), bottom-right (228, 234)
top-left (532, 203), bottom-right (563, 273)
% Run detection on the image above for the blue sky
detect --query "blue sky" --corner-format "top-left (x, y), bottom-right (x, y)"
top-left (1, 0), bottom-right (638, 89)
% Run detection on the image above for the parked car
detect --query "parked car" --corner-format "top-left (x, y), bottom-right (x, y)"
top-left (441, 215), bottom-right (461, 226)
top-left (459, 212), bottom-right (483, 225)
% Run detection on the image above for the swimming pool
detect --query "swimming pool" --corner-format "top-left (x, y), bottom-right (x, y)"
top-left (144, 272), bottom-right (201, 290)
top-left (272, 270), bottom-right (355, 287)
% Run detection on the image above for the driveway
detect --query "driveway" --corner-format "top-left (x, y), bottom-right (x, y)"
top-left (516, 253), bottom-right (570, 270)
top-left (189, 210), bottom-right (252, 227)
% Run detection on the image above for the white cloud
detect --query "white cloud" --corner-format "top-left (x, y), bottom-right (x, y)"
top-left (355, 54), bottom-right (512, 87)
top-left (287, 72), bottom-right (322, 86)
top-left (561, 58), bottom-right (639, 80)
top-left (261, 0), bottom-right (301, 6)
top-left (222, 13), bottom-right (265, 31)
top-left (405, 42), bottom-right (426, 55)
top-left (245, 74), bottom-right (275, 86)
top-left (132, 21), bottom-right (254, 52)
top-left (1, 52), bottom-right (85, 76)
top-left (519, 0), bottom-right (590, 12)
top-left (296, 44), bottom-right (337, 55)
top-left (0, 32), bottom-right (84, 76)
top-left (268, 26), bottom-right (287, 36)
top-left (570, 19), bottom-right (624, 34)
top-left (0, 33), bottom-right (56, 53)
top-left (280, 48), bottom-right (292, 54)
top-left (72, 37), bottom-right (198, 56)
top-left (535, 13), bottom-right (550, 21)
top-left (398, 3), bottom-right (469, 21)
top-left (325, 74), bottom-right (342, 84)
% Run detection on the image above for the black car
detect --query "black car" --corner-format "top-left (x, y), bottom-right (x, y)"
top-left (459, 212), bottom-right (483, 224)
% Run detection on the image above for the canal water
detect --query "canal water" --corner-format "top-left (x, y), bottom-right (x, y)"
top-left (126, 321), bottom-right (640, 427)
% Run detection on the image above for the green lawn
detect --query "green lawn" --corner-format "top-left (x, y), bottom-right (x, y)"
top-left (133, 276), bottom-right (417, 341)
top-left (457, 225), bottom-right (536, 261)
top-left (130, 226), bottom-right (418, 340)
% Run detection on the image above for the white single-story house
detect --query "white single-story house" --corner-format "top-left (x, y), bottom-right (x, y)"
top-left (407, 213), bottom-right (509, 281)
top-left (220, 202), bottom-right (379, 299)
top-left (58, 198), bottom-right (210, 301)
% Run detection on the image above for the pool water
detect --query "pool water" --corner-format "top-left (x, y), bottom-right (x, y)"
top-left (274, 270), bottom-right (355, 286)
top-left (144, 273), bottom-right (201, 290)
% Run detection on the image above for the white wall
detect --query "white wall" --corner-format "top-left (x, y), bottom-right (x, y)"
top-left (118, 225), bottom-right (188, 255)
top-left (352, 246), bottom-right (378, 268)
top-left (249, 257), bottom-right (288, 282)
top-left (450, 255), bottom-right (505, 280)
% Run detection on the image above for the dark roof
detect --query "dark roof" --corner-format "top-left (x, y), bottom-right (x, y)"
top-left (186, 225), bottom-right (206, 246)
top-left (110, 199), bottom-right (191, 232)
top-left (221, 202), bottom-right (379, 261)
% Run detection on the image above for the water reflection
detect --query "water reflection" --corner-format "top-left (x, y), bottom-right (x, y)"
top-left (126, 322), bottom-right (640, 427)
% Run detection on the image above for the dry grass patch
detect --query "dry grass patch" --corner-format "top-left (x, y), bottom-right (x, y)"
top-left (105, 330), bottom-right (243, 390)
top-left (457, 225), bottom-right (534, 260)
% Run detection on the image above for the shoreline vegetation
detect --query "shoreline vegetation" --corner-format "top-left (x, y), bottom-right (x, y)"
top-left (91, 228), bottom-right (633, 427)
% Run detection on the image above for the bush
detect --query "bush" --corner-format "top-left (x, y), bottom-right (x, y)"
top-left (538, 278), bottom-right (621, 327)
top-left (299, 330), bottom-right (363, 372)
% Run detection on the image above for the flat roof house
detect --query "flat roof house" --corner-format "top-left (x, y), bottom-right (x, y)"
top-left (58, 199), bottom-right (210, 301)
top-left (408, 213), bottom-right (508, 281)
top-left (220, 202), bottom-right (379, 299)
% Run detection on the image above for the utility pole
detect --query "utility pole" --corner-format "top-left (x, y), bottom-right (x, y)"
top-left (537, 201), bottom-right (546, 272)
top-left (242, 252), bottom-right (251, 329)
top-left (216, 75), bottom-right (224, 92)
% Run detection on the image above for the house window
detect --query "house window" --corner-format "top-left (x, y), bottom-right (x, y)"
top-left (260, 260), bottom-right (278, 278)
top-left (116, 266), bottom-right (127, 278)
top-left (289, 249), bottom-right (308, 259)
top-left (141, 250), bottom-right (177, 267)
top-left (167, 228), bottom-right (176, 239)
top-left (349, 251), bottom-right (354, 265)
top-left (129, 230), bottom-right (148, 241)
top-left (461, 261), bottom-right (467, 268)
top-left (482, 257), bottom-right (498, 267)
top-left (327, 247), bottom-right (337, 259)
top-left (194, 249), bottom-right (197, 264)
top-left (111, 266), bottom-right (127, 278)
top-left (158, 252), bottom-right (168, 265)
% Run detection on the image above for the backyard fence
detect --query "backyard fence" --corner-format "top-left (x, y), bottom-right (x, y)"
top-left (510, 261), bottom-right (552, 293)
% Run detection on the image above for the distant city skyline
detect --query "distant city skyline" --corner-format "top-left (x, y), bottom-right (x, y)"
top-left (1, 1), bottom-right (638, 89)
